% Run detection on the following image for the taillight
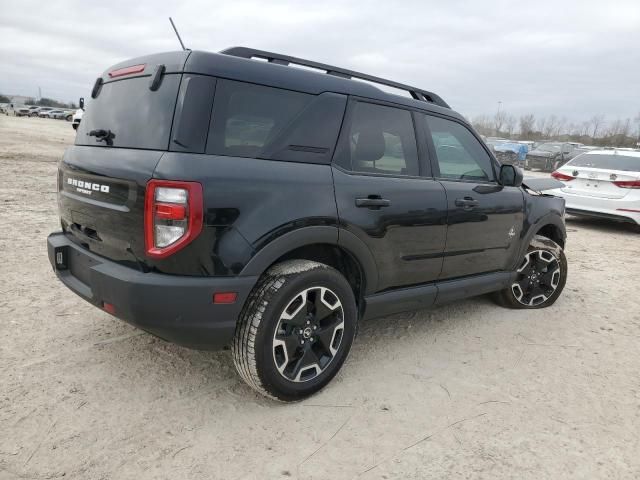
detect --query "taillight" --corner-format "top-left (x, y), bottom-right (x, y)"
top-left (551, 171), bottom-right (574, 181)
top-left (613, 179), bottom-right (640, 189)
top-left (144, 180), bottom-right (203, 259)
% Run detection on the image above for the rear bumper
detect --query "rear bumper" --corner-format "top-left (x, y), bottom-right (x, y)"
top-left (548, 189), bottom-right (640, 225)
top-left (565, 208), bottom-right (639, 224)
top-left (47, 232), bottom-right (258, 350)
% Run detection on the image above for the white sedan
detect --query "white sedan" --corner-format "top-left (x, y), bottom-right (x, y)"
top-left (549, 150), bottom-right (640, 225)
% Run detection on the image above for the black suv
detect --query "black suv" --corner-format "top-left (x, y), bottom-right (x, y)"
top-left (47, 47), bottom-right (568, 401)
top-left (526, 142), bottom-right (583, 172)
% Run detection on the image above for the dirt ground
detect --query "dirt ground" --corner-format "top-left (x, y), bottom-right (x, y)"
top-left (1, 115), bottom-right (639, 480)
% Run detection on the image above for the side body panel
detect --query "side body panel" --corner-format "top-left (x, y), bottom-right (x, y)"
top-left (153, 153), bottom-right (340, 275)
top-left (438, 182), bottom-right (525, 279)
top-left (332, 167), bottom-right (447, 291)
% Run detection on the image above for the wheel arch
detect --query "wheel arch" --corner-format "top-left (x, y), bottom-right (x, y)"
top-left (513, 213), bottom-right (566, 270)
top-left (240, 226), bottom-right (378, 305)
top-left (536, 222), bottom-right (565, 248)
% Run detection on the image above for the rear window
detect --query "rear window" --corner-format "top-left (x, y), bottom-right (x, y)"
top-left (568, 153), bottom-right (640, 172)
top-left (335, 102), bottom-right (419, 176)
top-left (76, 74), bottom-right (181, 150)
top-left (206, 80), bottom-right (312, 158)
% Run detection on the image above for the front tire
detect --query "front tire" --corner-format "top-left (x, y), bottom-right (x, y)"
top-left (232, 260), bottom-right (357, 401)
top-left (495, 235), bottom-right (567, 309)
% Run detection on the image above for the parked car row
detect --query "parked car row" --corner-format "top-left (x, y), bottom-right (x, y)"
top-left (483, 135), bottom-right (637, 176)
top-left (4, 104), bottom-right (75, 120)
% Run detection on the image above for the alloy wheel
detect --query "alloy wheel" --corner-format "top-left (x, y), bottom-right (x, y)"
top-left (272, 286), bottom-right (345, 382)
top-left (511, 250), bottom-right (561, 306)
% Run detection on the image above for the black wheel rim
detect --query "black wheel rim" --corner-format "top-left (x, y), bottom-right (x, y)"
top-left (511, 250), bottom-right (561, 306)
top-left (272, 286), bottom-right (345, 383)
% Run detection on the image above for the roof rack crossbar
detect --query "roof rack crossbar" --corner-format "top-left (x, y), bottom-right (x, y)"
top-left (220, 46), bottom-right (450, 109)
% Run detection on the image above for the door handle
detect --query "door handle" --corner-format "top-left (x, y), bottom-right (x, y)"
top-left (355, 196), bottom-right (391, 209)
top-left (455, 197), bottom-right (479, 209)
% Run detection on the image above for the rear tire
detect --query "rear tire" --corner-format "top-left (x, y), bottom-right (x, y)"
top-left (232, 260), bottom-right (357, 401)
top-left (495, 235), bottom-right (567, 309)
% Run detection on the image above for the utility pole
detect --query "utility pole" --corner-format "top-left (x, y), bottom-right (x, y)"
top-left (38, 86), bottom-right (41, 101)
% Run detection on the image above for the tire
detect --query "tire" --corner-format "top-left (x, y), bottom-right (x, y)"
top-left (545, 157), bottom-right (561, 172)
top-left (232, 260), bottom-right (357, 401)
top-left (544, 158), bottom-right (553, 172)
top-left (494, 235), bottom-right (567, 309)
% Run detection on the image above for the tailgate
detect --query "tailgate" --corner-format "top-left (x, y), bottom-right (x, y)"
top-left (58, 147), bottom-right (164, 266)
top-left (58, 52), bottom-right (189, 267)
top-left (561, 167), bottom-right (639, 199)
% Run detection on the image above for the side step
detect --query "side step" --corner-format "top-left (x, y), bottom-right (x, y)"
top-left (362, 271), bottom-right (516, 320)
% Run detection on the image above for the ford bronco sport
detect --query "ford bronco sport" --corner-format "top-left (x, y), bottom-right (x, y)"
top-left (48, 47), bottom-right (568, 401)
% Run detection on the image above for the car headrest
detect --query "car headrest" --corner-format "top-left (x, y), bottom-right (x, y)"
top-left (353, 130), bottom-right (386, 164)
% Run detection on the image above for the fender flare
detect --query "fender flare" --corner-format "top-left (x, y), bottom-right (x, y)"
top-left (338, 228), bottom-right (379, 295)
top-left (239, 226), bottom-right (378, 294)
top-left (514, 213), bottom-right (566, 269)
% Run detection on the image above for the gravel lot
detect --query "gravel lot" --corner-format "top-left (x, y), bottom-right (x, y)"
top-left (1, 115), bottom-right (639, 480)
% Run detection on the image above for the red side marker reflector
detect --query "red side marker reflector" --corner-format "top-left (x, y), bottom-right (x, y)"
top-left (617, 208), bottom-right (640, 213)
top-left (103, 302), bottom-right (116, 315)
top-left (108, 64), bottom-right (146, 78)
top-left (213, 292), bottom-right (238, 304)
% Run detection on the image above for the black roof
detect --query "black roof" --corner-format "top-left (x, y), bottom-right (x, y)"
top-left (102, 48), bottom-right (463, 122)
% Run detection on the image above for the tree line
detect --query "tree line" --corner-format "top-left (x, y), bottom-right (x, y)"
top-left (470, 111), bottom-right (640, 148)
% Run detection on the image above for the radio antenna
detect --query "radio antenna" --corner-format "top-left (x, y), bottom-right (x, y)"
top-left (169, 17), bottom-right (188, 51)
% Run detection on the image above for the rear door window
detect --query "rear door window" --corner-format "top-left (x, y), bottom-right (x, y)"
top-left (76, 74), bottom-right (181, 150)
top-left (334, 101), bottom-right (419, 176)
top-left (206, 80), bottom-right (312, 158)
top-left (423, 114), bottom-right (495, 182)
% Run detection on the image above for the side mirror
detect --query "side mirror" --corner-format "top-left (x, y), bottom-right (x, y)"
top-left (499, 164), bottom-right (523, 187)
top-left (79, 97), bottom-right (85, 110)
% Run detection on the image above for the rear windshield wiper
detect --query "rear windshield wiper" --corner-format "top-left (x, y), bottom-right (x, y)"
top-left (88, 129), bottom-right (114, 144)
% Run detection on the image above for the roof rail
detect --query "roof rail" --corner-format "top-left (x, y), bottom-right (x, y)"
top-left (220, 46), bottom-right (450, 109)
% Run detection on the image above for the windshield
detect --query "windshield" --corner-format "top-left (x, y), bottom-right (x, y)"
top-left (536, 143), bottom-right (562, 152)
top-left (568, 153), bottom-right (640, 172)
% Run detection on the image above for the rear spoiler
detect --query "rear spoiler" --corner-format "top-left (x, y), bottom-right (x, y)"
top-left (522, 177), bottom-right (564, 192)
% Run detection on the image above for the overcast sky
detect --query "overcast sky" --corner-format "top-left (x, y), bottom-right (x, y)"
top-left (1, 0), bottom-right (639, 124)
